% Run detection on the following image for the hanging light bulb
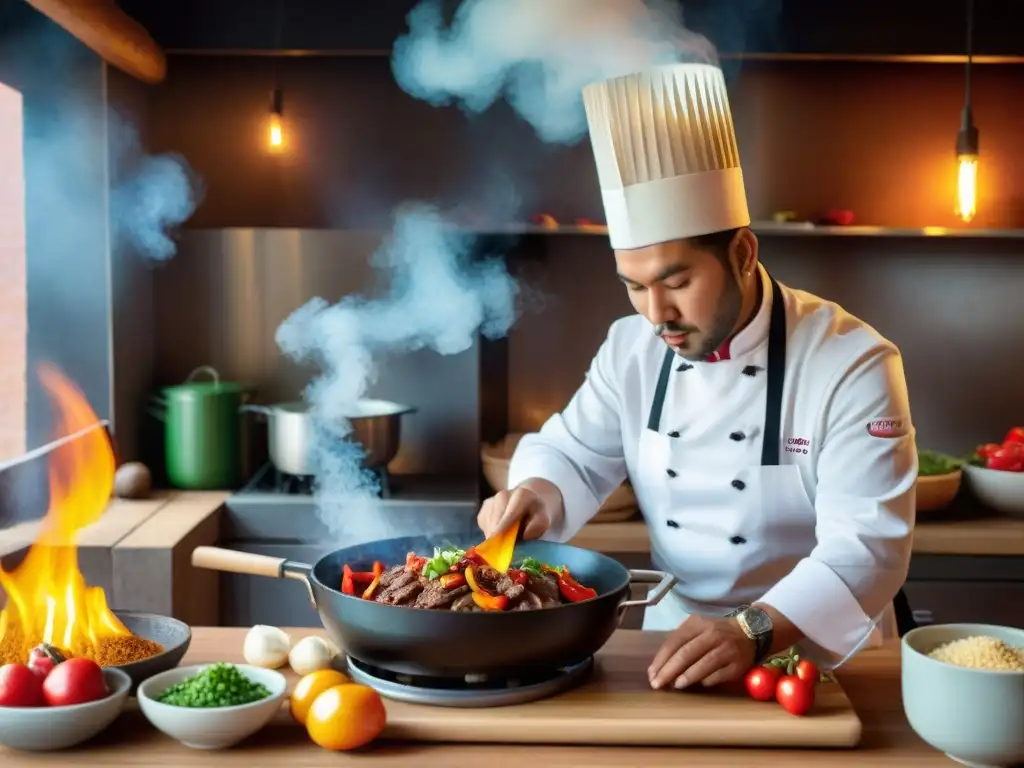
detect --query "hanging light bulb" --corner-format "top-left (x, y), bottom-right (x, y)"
top-left (954, 0), bottom-right (977, 223)
top-left (268, 88), bottom-right (284, 152)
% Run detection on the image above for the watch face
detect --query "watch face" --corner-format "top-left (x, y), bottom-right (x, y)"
top-left (744, 608), bottom-right (772, 635)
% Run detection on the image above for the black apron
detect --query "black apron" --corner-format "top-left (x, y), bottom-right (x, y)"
top-left (644, 273), bottom-right (915, 635)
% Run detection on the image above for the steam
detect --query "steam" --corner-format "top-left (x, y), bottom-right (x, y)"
top-left (391, 0), bottom-right (719, 144)
top-left (276, 204), bottom-right (519, 536)
top-left (109, 118), bottom-right (202, 262)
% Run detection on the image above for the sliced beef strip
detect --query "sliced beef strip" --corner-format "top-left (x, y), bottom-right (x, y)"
top-left (376, 570), bottom-right (423, 605)
top-left (450, 592), bottom-right (479, 611)
top-left (495, 574), bottom-right (526, 601)
top-left (526, 572), bottom-right (562, 606)
top-left (415, 581), bottom-right (470, 609)
top-left (379, 564), bottom-right (408, 588)
top-left (512, 589), bottom-right (544, 610)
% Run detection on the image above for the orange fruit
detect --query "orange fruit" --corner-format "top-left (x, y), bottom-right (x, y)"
top-left (305, 683), bottom-right (387, 751)
top-left (290, 669), bottom-right (350, 726)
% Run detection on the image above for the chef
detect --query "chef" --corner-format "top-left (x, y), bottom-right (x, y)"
top-left (477, 63), bottom-right (918, 690)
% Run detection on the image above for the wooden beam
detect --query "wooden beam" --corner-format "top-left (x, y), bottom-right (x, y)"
top-left (24, 0), bottom-right (167, 84)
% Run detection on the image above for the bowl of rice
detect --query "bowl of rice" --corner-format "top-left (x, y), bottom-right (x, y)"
top-left (902, 623), bottom-right (1024, 767)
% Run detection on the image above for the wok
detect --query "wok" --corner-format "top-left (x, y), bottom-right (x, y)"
top-left (192, 533), bottom-right (675, 678)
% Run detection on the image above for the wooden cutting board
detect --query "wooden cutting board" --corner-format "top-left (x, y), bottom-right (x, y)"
top-left (189, 628), bottom-right (863, 749)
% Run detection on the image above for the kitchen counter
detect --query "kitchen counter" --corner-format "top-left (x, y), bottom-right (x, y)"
top-left (0, 628), bottom-right (949, 766)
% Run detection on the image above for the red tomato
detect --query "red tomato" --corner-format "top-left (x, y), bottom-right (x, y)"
top-left (42, 657), bottom-right (108, 707)
top-left (976, 442), bottom-right (1002, 460)
top-left (744, 665), bottom-right (782, 702)
top-left (0, 664), bottom-right (45, 707)
top-left (776, 675), bottom-right (816, 716)
top-left (1003, 427), bottom-right (1024, 445)
top-left (794, 659), bottom-right (821, 686)
top-left (27, 644), bottom-right (65, 679)
top-left (987, 443), bottom-right (1023, 472)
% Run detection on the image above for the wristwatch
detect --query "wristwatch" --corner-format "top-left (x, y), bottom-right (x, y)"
top-left (728, 605), bottom-right (773, 664)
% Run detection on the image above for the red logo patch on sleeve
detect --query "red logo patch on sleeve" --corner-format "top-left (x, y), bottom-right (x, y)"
top-left (866, 418), bottom-right (908, 438)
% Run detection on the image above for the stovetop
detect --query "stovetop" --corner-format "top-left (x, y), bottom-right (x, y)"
top-left (345, 656), bottom-right (595, 708)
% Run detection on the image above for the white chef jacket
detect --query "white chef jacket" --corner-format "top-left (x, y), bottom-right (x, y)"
top-left (507, 263), bottom-right (917, 664)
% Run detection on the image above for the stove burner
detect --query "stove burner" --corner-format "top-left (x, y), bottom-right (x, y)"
top-left (239, 462), bottom-right (391, 498)
top-left (345, 656), bottom-right (594, 708)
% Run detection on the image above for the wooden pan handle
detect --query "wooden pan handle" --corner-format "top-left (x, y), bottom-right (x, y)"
top-left (191, 546), bottom-right (286, 578)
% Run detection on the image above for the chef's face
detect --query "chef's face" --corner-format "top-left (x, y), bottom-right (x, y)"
top-left (615, 229), bottom-right (757, 360)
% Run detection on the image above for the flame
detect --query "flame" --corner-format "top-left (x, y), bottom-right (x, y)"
top-left (955, 153), bottom-right (978, 223)
top-left (0, 363), bottom-right (130, 664)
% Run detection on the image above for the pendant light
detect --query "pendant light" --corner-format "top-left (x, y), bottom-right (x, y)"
top-left (954, 0), bottom-right (977, 223)
top-left (266, 0), bottom-right (286, 153)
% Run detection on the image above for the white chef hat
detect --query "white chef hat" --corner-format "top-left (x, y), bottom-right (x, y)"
top-left (582, 63), bottom-right (750, 250)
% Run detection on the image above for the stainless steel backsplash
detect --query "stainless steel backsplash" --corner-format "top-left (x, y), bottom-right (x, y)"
top-left (151, 229), bottom-right (482, 477)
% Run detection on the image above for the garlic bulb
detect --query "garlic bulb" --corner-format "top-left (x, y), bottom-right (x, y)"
top-left (243, 624), bottom-right (292, 669)
top-left (288, 636), bottom-right (337, 676)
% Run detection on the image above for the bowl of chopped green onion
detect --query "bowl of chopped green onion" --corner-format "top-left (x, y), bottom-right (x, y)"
top-left (916, 449), bottom-right (964, 513)
top-left (137, 662), bottom-right (286, 749)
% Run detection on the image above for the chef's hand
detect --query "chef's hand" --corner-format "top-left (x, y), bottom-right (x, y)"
top-left (648, 615), bottom-right (756, 690)
top-left (477, 478), bottom-right (562, 540)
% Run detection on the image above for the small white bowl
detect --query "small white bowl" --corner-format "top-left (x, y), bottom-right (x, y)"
top-left (137, 663), bottom-right (286, 749)
top-left (963, 464), bottom-right (1024, 516)
top-left (903, 624), bottom-right (1024, 767)
top-left (0, 667), bottom-right (131, 751)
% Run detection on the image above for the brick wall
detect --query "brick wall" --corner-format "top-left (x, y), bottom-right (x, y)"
top-left (0, 82), bottom-right (27, 463)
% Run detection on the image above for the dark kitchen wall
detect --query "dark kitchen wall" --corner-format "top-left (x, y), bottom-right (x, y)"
top-left (0, 1), bottom-right (112, 453)
top-left (141, 53), bottom-right (1024, 465)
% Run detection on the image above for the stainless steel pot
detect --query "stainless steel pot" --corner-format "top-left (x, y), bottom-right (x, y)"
top-left (241, 400), bottom-right (415, 476)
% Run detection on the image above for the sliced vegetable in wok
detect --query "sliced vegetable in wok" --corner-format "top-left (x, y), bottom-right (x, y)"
top-left (337, 549), bottom-right (597, 611)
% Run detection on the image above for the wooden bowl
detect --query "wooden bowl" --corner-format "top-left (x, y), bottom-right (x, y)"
top-left (481, 434), bottom-right (637, 522)
top-left (915, 470), bottom-right (962, 513)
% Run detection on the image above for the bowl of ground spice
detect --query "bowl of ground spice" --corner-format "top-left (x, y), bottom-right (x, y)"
top-left (102, 611), bottom-right (191, 691)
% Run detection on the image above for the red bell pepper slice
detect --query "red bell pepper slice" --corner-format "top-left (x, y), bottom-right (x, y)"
top-left (439, 573), bottom-right (466, 590)
top-left (1003, 427), bottom-right (1024, 445)
top-left (507, 569), bottom-right (528, 586)
top-left (341, 564), bottom-right (356, 595)
top-left (472, 592), bottom-right (509, 611)
top-left (405, 553), bottom-right (427, 573)
top-left (361, 562), bottom-right (385, 599)
top-left (555, 568), bottom-right (597, 603)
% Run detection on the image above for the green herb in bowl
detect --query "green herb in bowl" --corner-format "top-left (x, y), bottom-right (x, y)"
top-left (156, 663), bottom-right (270, 708)
top-left (917, 449), bottom-right (964, 477)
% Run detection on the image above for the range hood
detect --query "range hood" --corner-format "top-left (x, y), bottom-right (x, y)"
top-left (24, 0), bottom-right (166, 83)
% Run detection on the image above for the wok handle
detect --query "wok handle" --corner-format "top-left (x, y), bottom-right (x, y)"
top-left (191, 546), bottom-right (311, 582)
top-left (618, 569), bottom-right (677, 614)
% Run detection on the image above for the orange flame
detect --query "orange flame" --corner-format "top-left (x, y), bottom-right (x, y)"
top-left (0, 363), bottom-right (130, 664)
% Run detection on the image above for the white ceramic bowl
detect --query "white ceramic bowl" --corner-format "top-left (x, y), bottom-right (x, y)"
top-left (915, 469), bottom-right (962, 513)
top-left (137, 664), bottom-right (286, 749)
top-left (0, 667), bottom-right (131, 751)
top-left (963, 464), bottom-right (1024, 516)
top-left (902, 624), bottom-right (1024, 767)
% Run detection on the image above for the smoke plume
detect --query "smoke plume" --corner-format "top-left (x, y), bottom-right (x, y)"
top-left (391, 0), bottom-right (719, 144)
top-left (277, 203), bottom-right (520, 537)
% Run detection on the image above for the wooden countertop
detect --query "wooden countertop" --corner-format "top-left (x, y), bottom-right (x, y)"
top-left (0, 628), bottom-right (947, 766)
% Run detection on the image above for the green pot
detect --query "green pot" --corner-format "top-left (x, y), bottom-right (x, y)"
top-left (150, 366), bottom-right (250, 490)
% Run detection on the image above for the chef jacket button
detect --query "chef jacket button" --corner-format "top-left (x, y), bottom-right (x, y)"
top-left (742, 365), bottom-right (759, 377)
top-left (667, 520), bottom-right (680, 529)
top-left (676, 363), bottom-right (694, 372)
top-left (730, 535), bottom-right (747, 545)
top-left (731, 479), bottom-right (746, 490)
top-left (666, 469), bottom-right (677, 478)
top-left (729, 431), bottom-right (745, 441)
top-left (668, 431), bottom-right (680, 438)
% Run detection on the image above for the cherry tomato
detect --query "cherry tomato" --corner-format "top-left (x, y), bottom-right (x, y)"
top-left (987, 443), bottom-right (1023, 472)
top-left (42, 657), bottom-right (108, 707)
top-left (743, 664), bottom-right (782, 702)
top-left (27, 644), bottom-right (65, 679)
top-left (1003, 427), bottom-right (1024, 445)
top-left (794, 659), bottom-right (821, 686)
top-left (0, 664), bottom-right (45, 707)
top-left (776, 675), bottom-right (816, 716)
top-left (976, 442), bottom-right (1002, 460)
